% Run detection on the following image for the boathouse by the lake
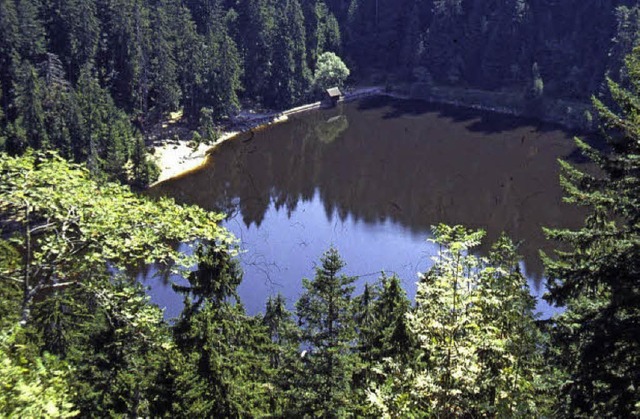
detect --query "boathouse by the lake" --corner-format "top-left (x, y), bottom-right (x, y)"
top-left (325, 87), bottom-right (343, 107)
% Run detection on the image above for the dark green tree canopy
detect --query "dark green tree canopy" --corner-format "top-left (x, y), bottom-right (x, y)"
top-left (543, 46), bottom-right (640, 418)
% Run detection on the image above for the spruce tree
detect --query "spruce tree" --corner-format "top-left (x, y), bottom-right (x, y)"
top-left (0, 83), bottom-right (4, 148)
top-left (0, 0), bottom-right (20, 111)
top-left (148, 1), bottom-right (181, 117)
top-left (15, 0), bottom-right (46, 62)
top-left (38, 53), bottom-right (73, 158)
top-left (65, 0), bottom-right (99, 79)
top-left (45, 0), bottom-right (99, 82)
top-left (171, 242), bottom-right (274, 417)
top-left (263, 294), bottom-right (303, 415)
top-left (234, 0), bottom-right (275, 103)
top-left (268, 0), bottom-right (310, 108)
top-left (11, 61), bottom-right (48, 152)
top-left (295, 247), bottom-right (357, 417)
top-left (373, 274), bottom-right (413, 362)
top-left (351, 281), bottom-right (381, 416)
top-left (172, 1), bottom-right (203, 120)
top-left (543, 46), bottom-right (640, 418)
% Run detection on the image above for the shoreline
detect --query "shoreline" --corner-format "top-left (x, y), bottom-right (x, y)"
top-left (150, 114), bottom-right (289, 186)
top-left (150, 85), bottom-right (591, 186)
top-left (150, 87), bottom-right (385, 185)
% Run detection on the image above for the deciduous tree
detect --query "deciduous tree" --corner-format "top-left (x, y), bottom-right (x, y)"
top-left (369, 225), bottom-right (545, 417)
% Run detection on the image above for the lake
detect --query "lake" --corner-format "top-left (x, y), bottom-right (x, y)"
top-left (148, 96), bottom-right (586, 318)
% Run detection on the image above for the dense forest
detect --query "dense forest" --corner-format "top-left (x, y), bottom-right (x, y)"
top-left (1, 0), bottom-right (640, 417)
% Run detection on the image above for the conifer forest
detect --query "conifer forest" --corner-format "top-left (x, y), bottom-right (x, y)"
top-left (1, 0), bottom-right (639, 417)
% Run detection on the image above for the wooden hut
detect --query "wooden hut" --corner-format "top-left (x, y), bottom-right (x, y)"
top-left (325, 87), bottom-right (343, 107)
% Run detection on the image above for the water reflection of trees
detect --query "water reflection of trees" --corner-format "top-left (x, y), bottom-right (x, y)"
top-left (151, 98), bottom-right (585, 280)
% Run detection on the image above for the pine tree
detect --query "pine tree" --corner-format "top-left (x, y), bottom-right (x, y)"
top-left (268, 0), bottom-right (310, 108)
top-left (263, 294), bottom-right (302, 415)
top-left (11, 61), bottom-right (48, 152)
top-left (234, 0), bottom-right (275, 103)
top-left (172, 1), bottom-right (203, 120)
top-left (171, 241), bottom-right (274, 417)
top-left (373, 274), bottom-right (413, 362)
top-left (38, 53), bottom-right (74, 157)
top-left (46, 0), bottom-right (99, 82)
top-left (67, 279), bottom-right (171, 417)
top-left (67, 0), bottom-right (99, 76)
top-left (15, 0), bottom-right (46, 62)
top-left (303, 0), bottom-right (341, 68)
top-left (543, 46), bottom-right (640, 418)
top-left (0, 83), bottom-right (5, 148)
top-left (0, 0), bottom-right (20, 112)
top-left (350, 281), bottom-right (381, 416)
top-left (192, 8), bottom-right (242, 119)
top-left (148, 1), bottom-right (181, 117)
top-left (295, 247), bottom-right (357, 416)
top-left (74, 63), bottom-right (156, 185)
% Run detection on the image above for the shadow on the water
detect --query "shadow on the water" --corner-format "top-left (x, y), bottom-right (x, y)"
top-left (464, 113), bottom-right (562, 135)
top-left (560, 131), bottom-right (609, 165)
top-left (151, 98), bottom-right (588, 285)
top-left (356, 95), bottom-right (573, 137)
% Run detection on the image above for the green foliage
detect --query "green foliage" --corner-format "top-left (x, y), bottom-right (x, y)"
top-left (2, 2), bottom-right (640, 416)
top-left (0, 151), bottom-right (231, 326)
top-left (263, 293), bottom-right (302, 415)
top-left (267, 0), bottom-right (311, 108)
top-left (15, 0), bottom-right (46, 62)
top-left (0, 327), bottom-right (78, 418)
top-left (67, 280), bottom-right (173, 416)
top-left (351, 274), bottom-right (414, 415)
top-left (543, 46), bottom-right (640, 418)
top-left (2, 0), bottom-right (634, 193)
top-left (148, 1), bottom-right (181, 116)
top-left (189, 130), bottom-right (202, 150)
top-left (174, 302), bottom-right (274, 417)
top-left (369, 225), bottom-right (545, 417)
top-left (295, 247), bottom-right (357, 416)
top-left (11, 61), bottom-right (48, 152)
top-left (75, 64), bottom-right (159, 186)
top-left (198, 107), bottom-right (219, 144)
top-left (303, 0), bottom-right (341, 66)
top-left (171, 241), bottom-right (274, 417)
top-left (0, 151), bottom-right (238, 416)
top-left (312, 51), bottom-right (350, 93)
top-left (195, 19), bottom-right (243, 118)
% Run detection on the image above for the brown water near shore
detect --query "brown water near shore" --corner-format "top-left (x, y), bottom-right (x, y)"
top-left (149, 96), bottom-right (587, 317)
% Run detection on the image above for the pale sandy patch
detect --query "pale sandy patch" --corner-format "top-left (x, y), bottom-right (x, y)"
top-left (151, 130), bottom-right (239, 185)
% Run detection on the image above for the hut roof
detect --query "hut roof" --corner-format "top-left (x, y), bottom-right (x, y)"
top-left (326, 87), bottom-right (342, 98)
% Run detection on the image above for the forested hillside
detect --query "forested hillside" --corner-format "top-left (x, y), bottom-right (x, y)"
top-left (342, 0), bottom-right (640, 98)
top-left (1, 0), bottom-right (639, 185)
top-left (1, 0), bottom-right (640, 417)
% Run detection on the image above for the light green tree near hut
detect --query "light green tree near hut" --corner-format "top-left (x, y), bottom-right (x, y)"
top-left (312, 52), bottom-right (350, 93)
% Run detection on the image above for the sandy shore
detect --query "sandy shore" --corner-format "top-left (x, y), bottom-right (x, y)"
top-left (151, 113), bottom-right (291, 185)
top-left (151, 130), bottom-right (238, 185)
top-left (150, 87), bottom-right (385, 185)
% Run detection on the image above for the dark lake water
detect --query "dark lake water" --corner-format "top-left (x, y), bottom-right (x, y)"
top-left (148, 96), bottom-right (585, 318)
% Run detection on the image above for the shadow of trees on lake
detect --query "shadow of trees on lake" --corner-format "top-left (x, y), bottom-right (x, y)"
top-left (152, 100), bottom-right (586, 281)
